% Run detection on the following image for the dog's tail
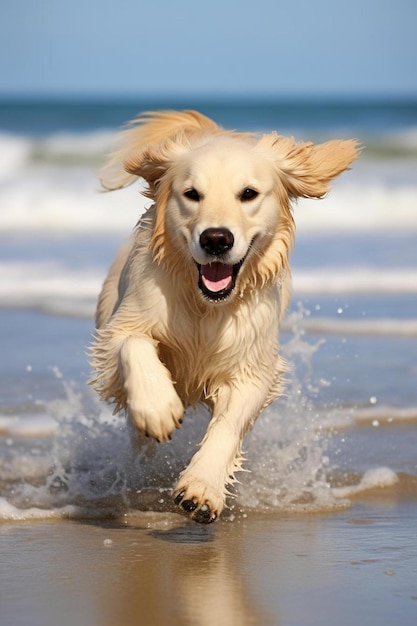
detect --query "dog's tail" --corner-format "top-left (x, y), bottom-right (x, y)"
top-left (100, 110), bottom-right (219, 191)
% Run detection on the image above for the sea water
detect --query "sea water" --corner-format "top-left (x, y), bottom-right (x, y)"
top-left (0, 97), bottom-right (416, 521)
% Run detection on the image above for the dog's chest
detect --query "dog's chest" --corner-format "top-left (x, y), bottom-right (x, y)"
top-left (158, 310), bottom-right (240, 369)
top-left (157, 320), bottom-right (240, 403)
top-left (153, 295), bottom-right (279, 404)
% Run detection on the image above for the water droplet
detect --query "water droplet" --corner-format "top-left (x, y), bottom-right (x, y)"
top-left (369, 396), bottom-right (377, 405)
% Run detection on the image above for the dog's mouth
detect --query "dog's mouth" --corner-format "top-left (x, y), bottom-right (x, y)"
top-left (197, 260), bottom-right (244, 302)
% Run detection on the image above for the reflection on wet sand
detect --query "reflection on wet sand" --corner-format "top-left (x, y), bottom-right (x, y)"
top-left (2, 504), bottom-right (417, 626)
top-left (97, 517), bottom-right (274, 626)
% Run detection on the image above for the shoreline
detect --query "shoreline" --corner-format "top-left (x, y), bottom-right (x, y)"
top-left (1, 500), bottom-right (417, 626)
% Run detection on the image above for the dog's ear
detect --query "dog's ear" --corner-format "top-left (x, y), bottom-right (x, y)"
top-left (259, 133), bottom-right (360, 199)
top-left (100, 110), bottom-right (219, 192)
top-left (100, 133), bottom-right (190, 194)
top-left (123, 135), bottom-right (190, 198)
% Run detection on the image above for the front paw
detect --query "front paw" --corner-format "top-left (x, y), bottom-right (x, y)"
top-left (173, 477), bottom-right (225, 524)
top-left (128, 383), bottom-right (184, 443)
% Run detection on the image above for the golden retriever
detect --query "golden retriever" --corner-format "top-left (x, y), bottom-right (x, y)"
top-left (90, 110), bottom-right (358, 523)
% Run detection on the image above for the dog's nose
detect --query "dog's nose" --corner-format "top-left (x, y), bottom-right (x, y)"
top-left (199, 228), bottom-right (235, 256)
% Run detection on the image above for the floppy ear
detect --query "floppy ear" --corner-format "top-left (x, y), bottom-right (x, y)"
top-left (259, 133), bottom-right (360, 199)
top-left (100, 110), bottom-right (219, 191)
top-left (100, 131), bottom-right (192, 195)
top-left (123, 134), bottom-right (190, 198)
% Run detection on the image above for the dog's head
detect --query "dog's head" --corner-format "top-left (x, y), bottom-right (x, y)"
top-left (102, 111), bottom-right (359, 305)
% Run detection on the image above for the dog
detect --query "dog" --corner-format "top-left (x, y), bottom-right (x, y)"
top-left (90, 110), bottom-right (358, 523)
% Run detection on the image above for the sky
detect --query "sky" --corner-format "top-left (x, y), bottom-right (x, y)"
top-left (0, 0), bottom-right (416, 99)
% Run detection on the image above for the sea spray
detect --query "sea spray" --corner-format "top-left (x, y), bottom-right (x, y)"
top-left (0, 306), bottom-right (407, 521)
top-left (0, 366), bottom-right (207, 519)
top-left (0, 306), bottom-right (336, 519)
top-left (236, 304), bottom-right (341, 513)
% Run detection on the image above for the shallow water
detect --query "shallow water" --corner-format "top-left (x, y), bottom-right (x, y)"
top-left (1, 505), bottom-right (417, 626)
top-left (0, 296), bottom-right (416, 522)
top-left (1, 222), bottom-right (416, 521)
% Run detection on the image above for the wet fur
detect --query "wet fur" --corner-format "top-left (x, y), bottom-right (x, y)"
top-left (90, 110), bottom-right (359, 522)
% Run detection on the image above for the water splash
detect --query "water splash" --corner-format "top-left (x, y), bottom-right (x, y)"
top-left (236, 304), bottom-right (340, 513)
top-left (0, 307), bottom-right (348, 521)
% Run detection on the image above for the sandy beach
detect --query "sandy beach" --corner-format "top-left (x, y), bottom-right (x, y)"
top-left (1, 498), bottom-right (417, 626)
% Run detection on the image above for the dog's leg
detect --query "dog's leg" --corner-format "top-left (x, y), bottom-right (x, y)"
top-left (120, 335), bottom-right (185, 442)
top-left (173, 381), bottom-right (269, 523)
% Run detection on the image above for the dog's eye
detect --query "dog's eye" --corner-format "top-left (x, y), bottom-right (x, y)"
top-left (183, 188), bottom-right (200, 202)
top-left (240, 188), bottom-right (259, 201)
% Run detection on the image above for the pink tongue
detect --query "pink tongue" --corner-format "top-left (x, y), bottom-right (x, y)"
top-left (201, 262), bottom-right (233, 292)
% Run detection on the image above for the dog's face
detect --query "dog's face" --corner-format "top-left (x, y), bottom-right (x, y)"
top-left (114, 115), bottom-right (358, 306)
top-left (166, 139), bottom-right (283, 303)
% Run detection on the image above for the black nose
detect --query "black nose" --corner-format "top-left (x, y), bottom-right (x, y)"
top-left (199, 228), bottom-right (234, 256)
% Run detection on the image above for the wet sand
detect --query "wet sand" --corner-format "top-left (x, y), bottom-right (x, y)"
top-left (1, 499), bottom-right (417, 626)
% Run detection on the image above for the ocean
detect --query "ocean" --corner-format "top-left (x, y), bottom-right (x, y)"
top-left (0, 97), bottom-right (416, 521)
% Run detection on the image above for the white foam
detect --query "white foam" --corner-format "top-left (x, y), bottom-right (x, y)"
top-left (0, 414), bottom-right (59, 438)
top-left (351, 404), bottom-right (417, 426)
top-left (284, 316), bottom-right (417, 336)
top-left (36, 129), bottom-right (115, 160)
top-left (0, 168), bottom-right (146, 233)
top-left (0, 261), bottom-right (103, 302)
top-left (332, 467), bottom-right (399, 499)
top-left (0, 260), bottom-right (101, 318)
top-left (377, 126), bottom-right (417, 151)
top-left (0, 181), bottom-right (415, 234)
top-left (293, 268), bottom-right (417, 295)
top-left (1, 259), bottom-right (416, 321)
top-left (0, 134), bottom-right (32, 182)
top-left (0, 498), bottom-right (81, 521)
top-left (308, 404), bottom-right (417, 433)
top-left (0, 129), bottom-right (416, 233)
top-left (295, 184), bottom-right (417, 233)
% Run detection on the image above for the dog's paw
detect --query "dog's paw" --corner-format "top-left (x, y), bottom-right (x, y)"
top-left (128, 382), bottom-right (184, 443)
top-left (173, 478), bottom-right (225, 524)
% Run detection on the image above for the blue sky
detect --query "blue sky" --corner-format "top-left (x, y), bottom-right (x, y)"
top-left (1, 0), bottom-right (416, 98)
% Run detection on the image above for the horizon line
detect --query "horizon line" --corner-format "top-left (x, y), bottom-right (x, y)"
top-left (0, 91), bottom-right (417, 104)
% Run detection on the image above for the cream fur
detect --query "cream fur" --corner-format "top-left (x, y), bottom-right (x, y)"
top-left (90, 110), bottom-right (359, 523)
